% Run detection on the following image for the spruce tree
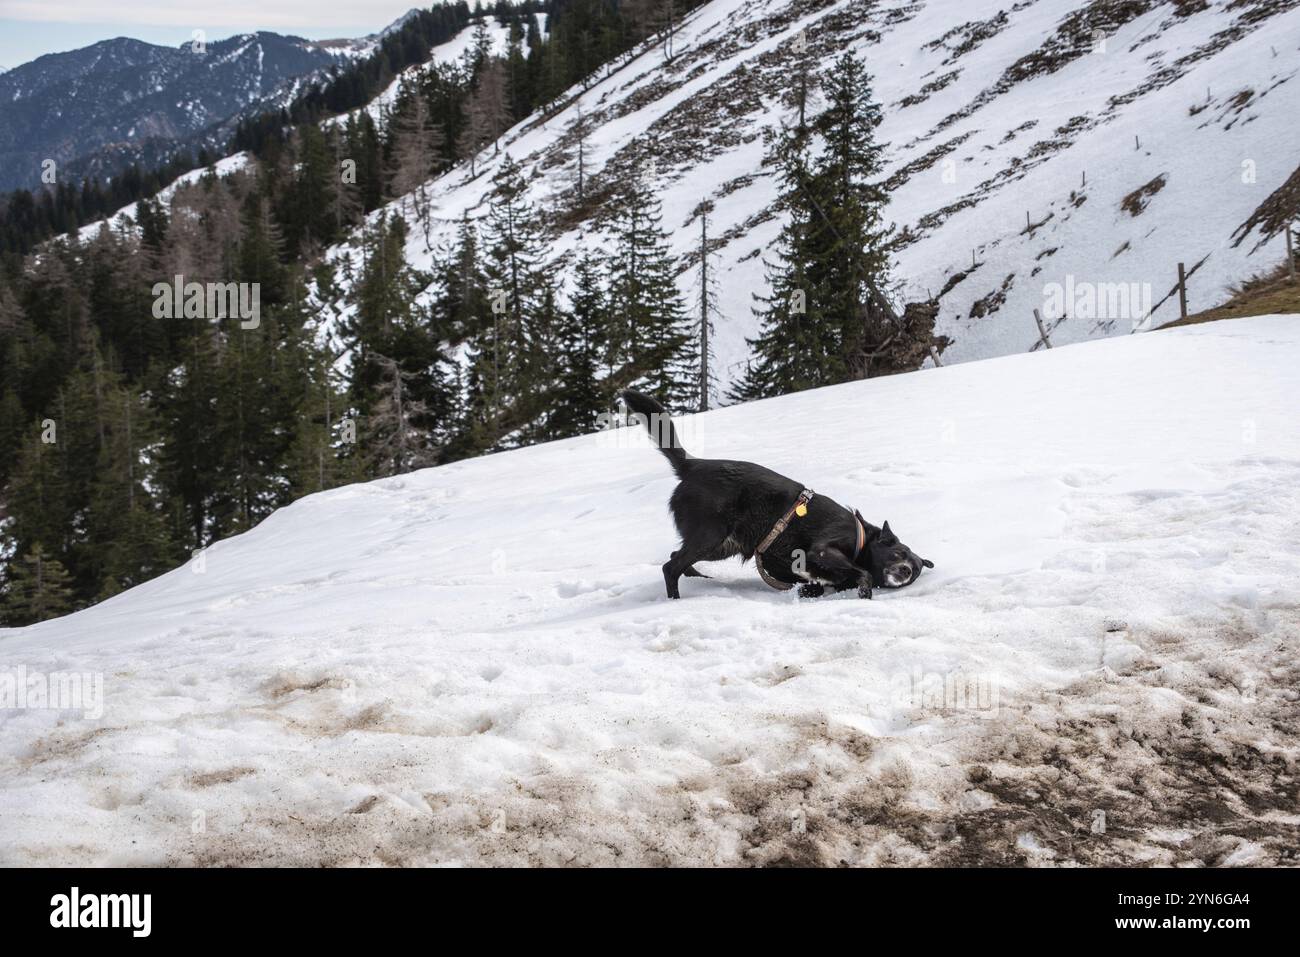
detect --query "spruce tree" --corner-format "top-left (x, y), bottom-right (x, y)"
top-left (505, 21), bottom-right (530, 121)
top-left (0, 543), bottom-right (75, 626)
top-left (281, 124), bottom-right (340, 253)
top-left (809, 50), bottom-right (894, 381)
top-left (343, 215), bottom-right (455, 474)
top-left (479, 156), bottom-right (549, 424)
top-left (4, 421), bottom-right (74, 573)
top-left (347, 112), bottom-right (385, 213)
top-left (87, 386), bottom-right (177, 599)
top-left (549, 247), bottom-right (608, 438)
top-left (733, 121), bottom-right (830, 400)
top-left (328, 125), bottom-right (364, 237)
top-left (737, 49), bottom-right (897, 399)
top-left (434, 213), bottom-right (490, 340)
top-left (605, 167), bottom-right (695, 409)
top-left (157, 330), bottom-right (223, 550)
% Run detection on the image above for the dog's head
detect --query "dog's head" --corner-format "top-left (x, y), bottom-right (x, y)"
top-left (855, 511), bottom-right (933, 589)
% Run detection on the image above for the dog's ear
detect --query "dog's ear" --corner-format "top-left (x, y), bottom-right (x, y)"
top-left (921, 558), bottom-right (934, 569)
top-left (880, 520), bottom-right (897, 544)
top-left (855, 509), bottom-right (881, 541)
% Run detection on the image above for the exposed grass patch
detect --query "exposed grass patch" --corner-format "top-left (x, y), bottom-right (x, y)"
top-left (1161, 260), bottom-right (1299, 328)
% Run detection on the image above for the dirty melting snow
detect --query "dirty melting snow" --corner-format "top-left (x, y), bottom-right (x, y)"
top-left (2, 317), bottom-right (1298, 866)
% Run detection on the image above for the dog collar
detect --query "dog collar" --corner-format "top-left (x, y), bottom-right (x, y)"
top-left (754, 488), bottom-right (815, 591)
top-left (853, 513), bottom-right (866, 559)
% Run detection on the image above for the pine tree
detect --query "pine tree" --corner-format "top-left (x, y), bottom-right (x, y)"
top-left (0, 275), bottom-right (23, 337)
top-left (281, 124), bottom-right (340, 253)
top-left (737, 49), bottom-right (899, 399)
top-left (809, 50), bottom-right (895, 381)
top-left (605, 166), bottom-right (695, 409)
top-left (343, 214), bottom-right (455, 473)
top-left (328, 126), bottom-right (364, 237)
top-left (733, 121), bottom-right (830, 400)
top-left (0, 543), bottom-right (75, 625)
top-left (285, 349), bottom-right (357, 496)
top-left (434, 212), bottom-right (490, 339)
top-left (549, 247), bottom-right (608, 438)
top-left (155, 315), bottom-right (223, 550)
top-left (236, 192), bottom-right (290, 309)
top-left (347, 112), bottom-right (385, 213)
top-left (504, 21), bottom-right (530, 121)
top-left (482, 156), bottom-right (547, 399)
top-left (0, 279), bottom-right (30, 480)
top-left (459, 156), bottom-right (551, 449)
top-left (4, 420), bottom-right (75, 571)
top-left (463, 18), bottom-right (494, 77)
top-left (87, 385), bottom-right (177, 599)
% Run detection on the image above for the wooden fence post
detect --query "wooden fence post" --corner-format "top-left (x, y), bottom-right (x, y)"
top-left (1177, 262), bottom-right (1188, 320)
top-left (1033, 309), bottom-right (1053, 349)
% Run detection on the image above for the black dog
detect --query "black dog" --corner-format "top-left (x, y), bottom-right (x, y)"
top-left (620, 390), bottom-right (933, 600)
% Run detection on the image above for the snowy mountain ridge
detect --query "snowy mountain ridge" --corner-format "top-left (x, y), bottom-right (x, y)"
top-left (0, 25), bottom-right (394, 193)
top-left (2, 316), bottom-right (1297, 865)
top-left (310, 0), bottom-right (1300, 384)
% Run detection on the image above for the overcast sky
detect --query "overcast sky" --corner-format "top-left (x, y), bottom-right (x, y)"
top-left (0, 1), bottom-right (419, 68)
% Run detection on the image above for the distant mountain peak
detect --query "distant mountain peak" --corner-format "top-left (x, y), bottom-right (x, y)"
top-left (0, 30), bottom-right (352, 192)
top-left (381, 8), bottom-right (425, 37)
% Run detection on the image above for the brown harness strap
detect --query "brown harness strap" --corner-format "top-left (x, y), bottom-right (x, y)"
top-left (754, 489), bottom-right (815, 591)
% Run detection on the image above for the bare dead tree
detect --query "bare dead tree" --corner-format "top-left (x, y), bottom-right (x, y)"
top-left (694, 201), bottom-right (719, 411)
top-left (458, 60), bottom-right (510, 177)
top-left (388, 89), bottom-right (443, 246)
top-left (368, 353), bottom-right (433, 475)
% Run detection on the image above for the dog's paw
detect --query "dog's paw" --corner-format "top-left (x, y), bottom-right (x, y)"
top-left (857, 581), bottom-right (873, 600)
top-left (798, 583), bottom-right (825, 599)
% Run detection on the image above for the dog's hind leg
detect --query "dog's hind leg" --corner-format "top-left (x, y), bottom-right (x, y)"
top-left (663, 526), bottom-right (728, 599)
top-left (670, 549), bottom-right (709, 578)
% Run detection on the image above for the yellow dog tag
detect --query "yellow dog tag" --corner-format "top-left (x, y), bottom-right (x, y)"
top-left (795, 503), bottom-right (808, 517)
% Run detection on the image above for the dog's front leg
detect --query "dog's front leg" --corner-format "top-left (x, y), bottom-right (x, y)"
top-left (808, 542), bottom-right (873, 600)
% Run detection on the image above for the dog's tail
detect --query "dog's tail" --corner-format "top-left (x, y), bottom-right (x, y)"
top-left (618, 390), bottom-right (691, 476)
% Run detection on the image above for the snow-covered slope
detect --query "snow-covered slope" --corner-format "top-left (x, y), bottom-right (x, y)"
top-left (75, 152), bottom-right (253, 243)
top-left (323, 16), bottom-right (542, 132)
top-left (317, 0), bottom-right (1300, 387)
top-left (2, 316), bottom-right (1297, 866)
